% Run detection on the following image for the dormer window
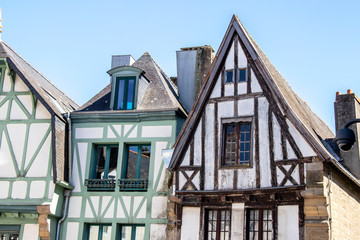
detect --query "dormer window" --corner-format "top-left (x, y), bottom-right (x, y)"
top-left (114, 76), bottom-right (136, 110)
top-left (107, 65), bottom-right (149, 111)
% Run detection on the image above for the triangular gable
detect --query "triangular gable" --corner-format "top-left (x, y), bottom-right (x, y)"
top-left (0, 41), bottom-right (78, 120)
top-left (169, 15), bottom-right (334, 170)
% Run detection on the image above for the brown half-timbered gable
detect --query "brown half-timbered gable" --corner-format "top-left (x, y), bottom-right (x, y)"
top-left (167, 15), bottom-right (350, 240)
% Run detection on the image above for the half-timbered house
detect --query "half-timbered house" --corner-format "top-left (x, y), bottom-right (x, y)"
top-left (0, 39), bottom-right (78, 239)
top-left (61, 53), bottom-right (187, 240)
top-left (168, 15), bottom-right (360, 240)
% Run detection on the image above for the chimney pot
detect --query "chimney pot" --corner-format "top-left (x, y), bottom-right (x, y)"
top-left (347, 89), bottom-right (353, 94)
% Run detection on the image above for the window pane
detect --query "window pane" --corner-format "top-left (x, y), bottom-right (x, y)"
top-left (224, 124), bottom-right (237, 165)
top-left (108, 147), bottom-right (118, 179)
top-left (140, 146), bottom-right (151, 179)
top-left (238, 69), bottom-right (246, 82)
top-left (101, 226), bottom-right (112, 240)
top-left (239, 123), bottom-right (251, 165)
top-left (94, 146), bottom-right (106, 179)
top-left (135, 226), bottom-right (145, 240)
top-left (126, 146), bottom-right (138, 179)
top-left (88, 225), bottom-right (99, 240)
top-left (121, 226), bottom-right (132, 240)
top-left (225, 70), bottom-right (233, 83)
top-left (126, 79), bottom-right (135, 109)
top-left (117, 79), bottom-right (125, 109)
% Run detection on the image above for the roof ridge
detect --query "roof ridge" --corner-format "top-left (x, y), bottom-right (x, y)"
top-left (142, 52), bottom-right (186, 114)
top-left (1, 41), bottom-right (78, 108)
top-left (144, 52), bottom-right (179, 93)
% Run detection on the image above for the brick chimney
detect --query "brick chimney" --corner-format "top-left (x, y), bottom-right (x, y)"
top-left (334, 89), bottom-right (360, 178)
top-left (176, 45), bottom-right (214, 112)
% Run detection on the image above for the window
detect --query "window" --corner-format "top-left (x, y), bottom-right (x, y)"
top-left (85, 145), bottom-right (119, 191)
top-left (119, 145), bottom-right (151, 191)
top-left (205, 209), bottom-right (231, 240)
top-left (0, 225), bottom-right (20, 240)
top-left (222, 121), bottom-right (252, 166)
top-left (85, 224), bottom-right (112, 240)
top-left (114, 76), bottom-right (136, 110)
top-left (238, 68), bottom-right (247, 82)
top-left (117, 225), bottom-right (145, 240)
top-left (246, 209), bottom-right (273, 240)
top-left (225, 70), bottom-right (233, 83)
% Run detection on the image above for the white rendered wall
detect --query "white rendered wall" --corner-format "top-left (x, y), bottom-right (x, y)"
top-left (231, 203), bottom-right (245, 239)
top-left (181, 207), bottom-right (200, 240)
top-left (278, 205), bottom-right (299, 240)
top-left (23, 224), bottom-right (39, 240)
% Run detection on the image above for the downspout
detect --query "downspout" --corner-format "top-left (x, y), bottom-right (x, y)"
top-left (56, 189), bottom-right (71, 240)
top-left (56, 112), bottom-right (73, 240)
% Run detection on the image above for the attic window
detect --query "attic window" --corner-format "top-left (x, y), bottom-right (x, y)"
top-left (114, 76), bottom-right (136, 110)
top-left (225, 70), bottom-right (233, 83)
top-left (238, 68), bottom-right (247, 82)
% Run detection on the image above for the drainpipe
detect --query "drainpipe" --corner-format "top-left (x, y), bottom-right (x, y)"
top-left (56, 112), bottom-right (73, 240)
top-left (56, 189), bottom-right (71, 240)
top-left (67, 112), bottom-right (72, 184)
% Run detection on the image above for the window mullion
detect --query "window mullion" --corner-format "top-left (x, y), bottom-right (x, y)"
top-left (236, 124), bottom-right (240, 165)
top-left (98, 225), bottom-right (103, 240)
top-left (131, 226), bottom-right (136, 240)
top-left (123, 79), bottom-right (128, 110)
top-left (136, 146), bottom-right (142, 179)
top-left (216, 210), bottom-right (221, 240)
top-left (122, 146), bottom-right (129, 178)
top-left (259, 210), bottom-right (263, 240)
top-left (103, 147), bottom-right (111, 179)
top-left (114, 77), bottom-right (119, 109)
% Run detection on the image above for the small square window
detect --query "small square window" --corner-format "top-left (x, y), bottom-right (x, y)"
top-left (225, 70), bottom-right (233, 83)
top-left (119, 145), bottom-right (151, 191)
top-left (115, 76), bottom-right (136, 110)
top-left (222, 121), bottom-right (252, 167)
top-left (85, 224), bottom-right (112, 240)
top-left (238, 68), bottom-right (247, 82)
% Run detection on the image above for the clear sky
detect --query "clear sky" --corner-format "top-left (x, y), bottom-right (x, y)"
top-left (1, 1), bottom-right (360, 132)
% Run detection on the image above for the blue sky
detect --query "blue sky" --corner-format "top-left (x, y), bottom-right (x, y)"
top-left (1, 1), bottom-right (360, 132)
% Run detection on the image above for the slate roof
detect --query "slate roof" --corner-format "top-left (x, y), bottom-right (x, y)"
top-left (0, 41), bottom-right (78, 118)
top-left (76, 52), bottom-right (186, 115)
top-left (169, 15), bottom-right (337, 170)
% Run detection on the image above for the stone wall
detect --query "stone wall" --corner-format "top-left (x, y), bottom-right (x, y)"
top-left (325, 163), bottom-right (360, 240)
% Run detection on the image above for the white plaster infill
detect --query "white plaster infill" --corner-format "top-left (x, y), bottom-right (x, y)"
top-left (11, 181), bottom-right (27, 199)
top-left (75, 127), bottom-right (103, 139)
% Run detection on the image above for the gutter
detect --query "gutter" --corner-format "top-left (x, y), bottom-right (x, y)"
top-left (329, 158), bottom-right (360, 188)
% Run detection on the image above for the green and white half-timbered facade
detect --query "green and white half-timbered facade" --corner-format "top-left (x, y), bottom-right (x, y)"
top-left (0, 41), bottom-right (78, 240)
top-left (62, 53), bottom-right (186, 240)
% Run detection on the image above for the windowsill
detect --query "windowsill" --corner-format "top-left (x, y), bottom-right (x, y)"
top-left (219, 164), bottom-right (252, 169)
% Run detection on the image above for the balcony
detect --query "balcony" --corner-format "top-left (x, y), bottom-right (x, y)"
top-left (84, 179), bottom-right (116, 191)
top-left (118, 179), bottom-right (148, 191)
